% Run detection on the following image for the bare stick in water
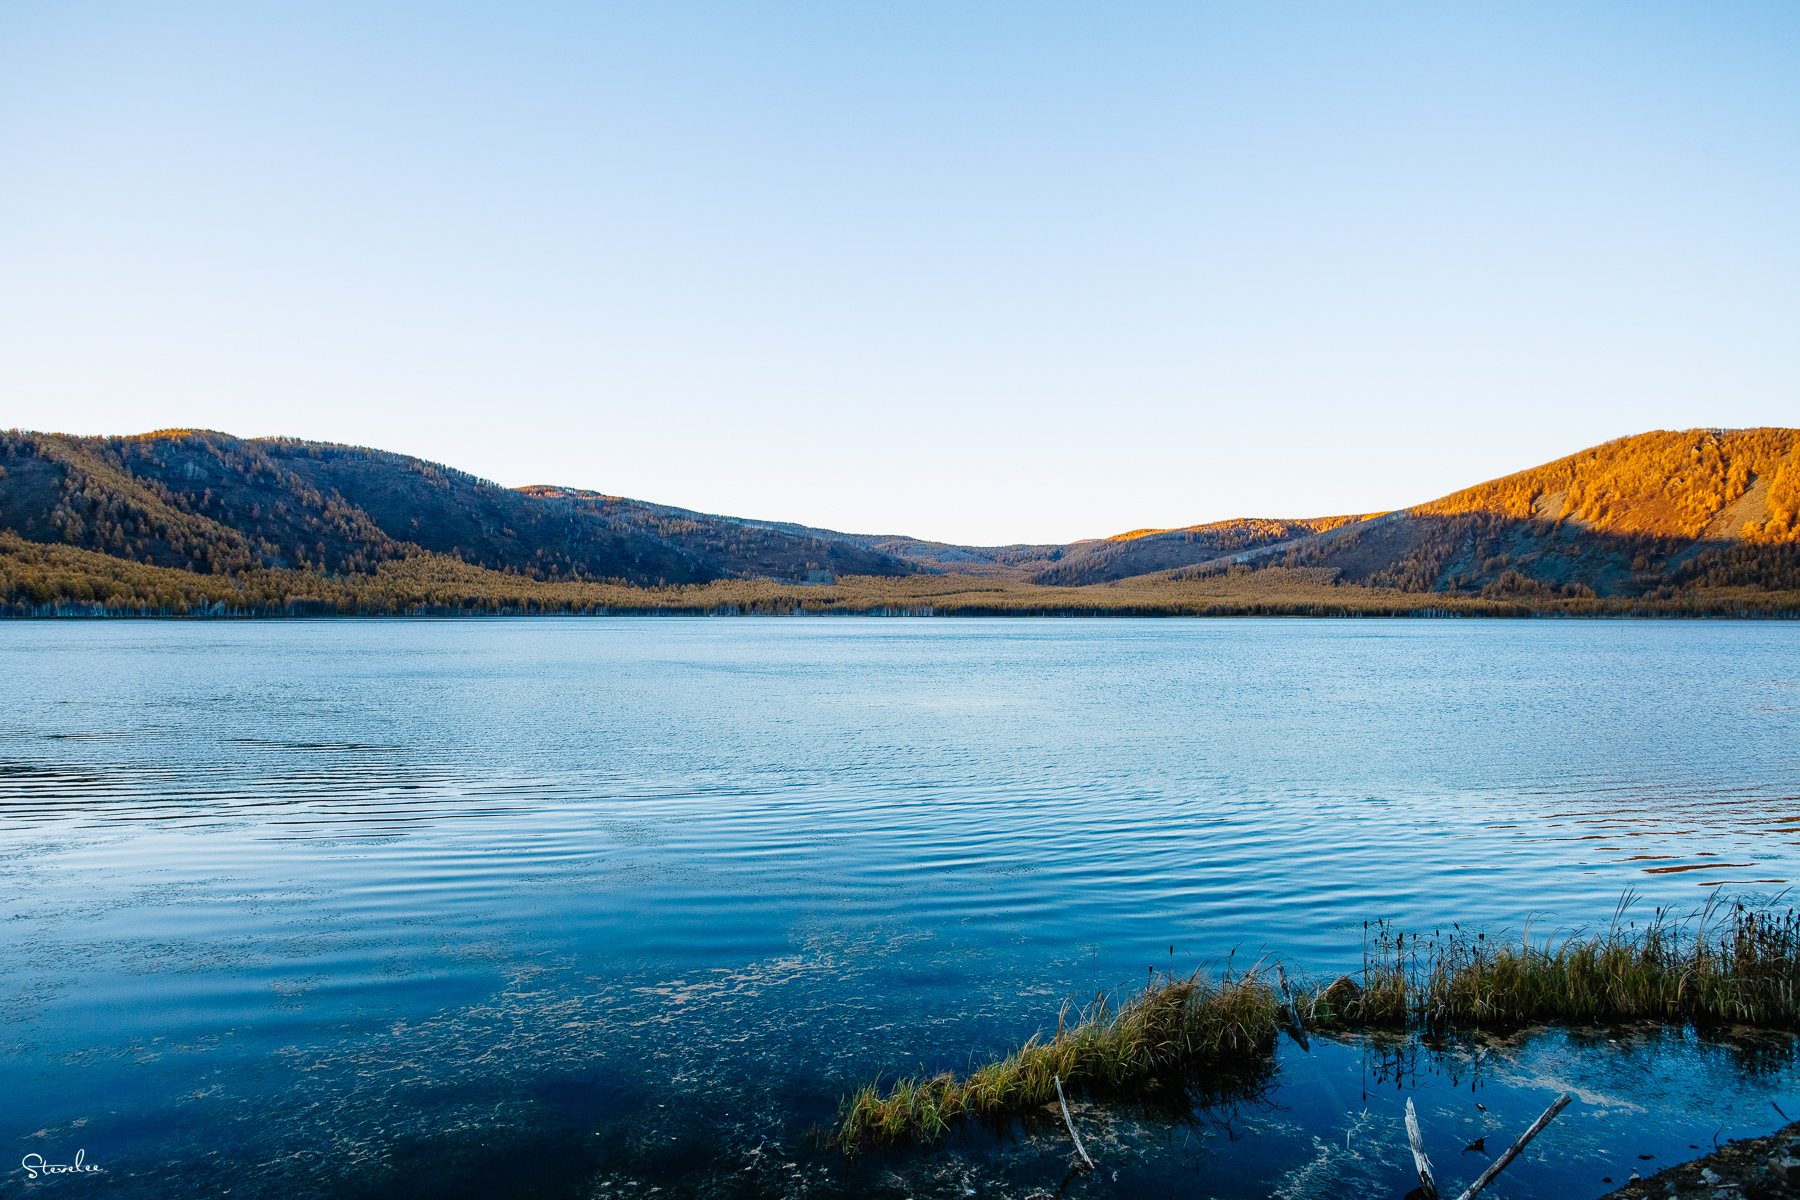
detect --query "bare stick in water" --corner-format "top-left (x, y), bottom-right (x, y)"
top-left (1053, 1074), bottom-right (1094, 1170)
top-left (1453, 1093), bottom-right (1572, 1200)
top-left (1277, 964), bottom-right (1310, 1050)
top-left (1405, 1098), bottom-right (1440, 1200)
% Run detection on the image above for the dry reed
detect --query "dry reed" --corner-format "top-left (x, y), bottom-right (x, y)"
top-left (1311, 891), bottom-right (1799, 1030)
top-left (837, 966), bottom-right (1280, 1150)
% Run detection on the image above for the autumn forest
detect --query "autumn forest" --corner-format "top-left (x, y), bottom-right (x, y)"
top-left (3, 426), bottom-right (1796, 618)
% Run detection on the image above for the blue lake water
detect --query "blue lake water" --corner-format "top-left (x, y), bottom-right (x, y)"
top-left (2, 617), bottom-right (1798, 1197)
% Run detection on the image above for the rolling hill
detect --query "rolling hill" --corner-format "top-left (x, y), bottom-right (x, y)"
top-left (1212, 427), bottom-right (1800, 600)
top-left (2, 425), bottom-right (1796, 616)
top-left (0, 429), bottom-right (916, 588)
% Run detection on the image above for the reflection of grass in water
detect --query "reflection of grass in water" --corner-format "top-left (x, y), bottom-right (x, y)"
top-left (1327, 891), bottom-right (1800, 1030)
top-left (838, 968), bottom-right (1281, 1150)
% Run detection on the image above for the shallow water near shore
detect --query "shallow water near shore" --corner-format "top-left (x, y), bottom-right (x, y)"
top-left (3, 617), bottom-right (1798, 1197)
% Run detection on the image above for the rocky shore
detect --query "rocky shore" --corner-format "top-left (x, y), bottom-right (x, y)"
top-left (1597, 1119), bottom-right (1800, 1199)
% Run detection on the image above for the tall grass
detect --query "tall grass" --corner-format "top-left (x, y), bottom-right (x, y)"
top-left (1313, 891), bottom-right (1800, 1030)
top-left (837, 966), bottom-right (1280, 1150)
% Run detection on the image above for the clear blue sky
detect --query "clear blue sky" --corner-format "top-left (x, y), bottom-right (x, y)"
top-left (2, 2), bottom-right (1795, 544)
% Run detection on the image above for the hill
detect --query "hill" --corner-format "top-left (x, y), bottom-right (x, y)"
top-left (1218, 427), bottom-right (1800, 600)
top-left (2, 425), bottom-right (1796, 617)
top-left (0, 429), bottom-right (917, 588)
top-left (847, 428), bottom-right (1798, 595)
top-left (1022, 515), bottom-right (1373, 586)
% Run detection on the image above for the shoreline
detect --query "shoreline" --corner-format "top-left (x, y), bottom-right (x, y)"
top-left (7, 533), bottom-right (1798, 621)
top-left (1597, 1118), bottom-right (1800, 1199)
top-left (8, 603), bottom-right (1800, 620)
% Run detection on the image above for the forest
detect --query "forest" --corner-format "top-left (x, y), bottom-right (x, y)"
top-left (0, 430), bottom-right (914, 588)
top-left (3, 426), bottom-right (1797, 618)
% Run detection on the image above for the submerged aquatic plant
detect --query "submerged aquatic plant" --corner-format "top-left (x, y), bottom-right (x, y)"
top-left (837, 966), bottom-right (1280, 1150)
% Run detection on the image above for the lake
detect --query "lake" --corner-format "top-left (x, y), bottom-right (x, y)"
top-left (3, 617), bottom-right (1798, 1197)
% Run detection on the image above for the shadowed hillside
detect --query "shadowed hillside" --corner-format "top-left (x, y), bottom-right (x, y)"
top-left (859, 536), bottom-right (1071, 578)
top-left (1026, 515), bottom-right (1370, 585)
top-left (854, 519), bottom-right (1375, 585)
top-left (0, 430), bottom-right (917, 587)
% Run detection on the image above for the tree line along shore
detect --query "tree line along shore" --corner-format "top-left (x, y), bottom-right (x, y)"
top-left (4, 533), bottom-right (1798, 619)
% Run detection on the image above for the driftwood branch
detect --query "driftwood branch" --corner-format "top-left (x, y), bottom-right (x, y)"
top-left (1277, 965), bottom-right (1310, 1050)
top-left (1053, 1075), bottom-right (1094, 1170)
top-left (1452, 1092), bottom-right (1572, 1200)
top-left (1405, 1098), bottom-right (1440, 1200)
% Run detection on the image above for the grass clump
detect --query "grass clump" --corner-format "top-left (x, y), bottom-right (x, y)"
top-left (838, 966), bottom-right (1280, 1150)
top-left (842, 893), bottom-right (1800, 1152)
top-left (1313, 891), bottom-right (1800, 1030)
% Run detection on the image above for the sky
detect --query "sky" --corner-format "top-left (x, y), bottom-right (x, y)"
top-left (1, 3), bottom-right (1795, 545)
